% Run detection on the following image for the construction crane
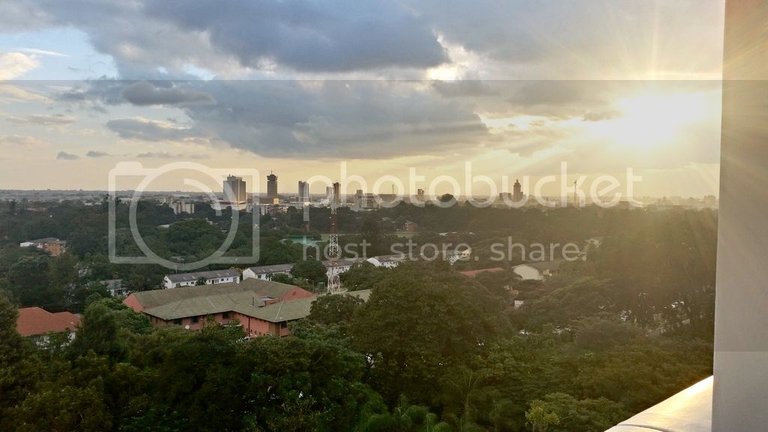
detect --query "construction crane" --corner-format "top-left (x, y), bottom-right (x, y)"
top-left (326, 182), bottom-right (342, 294)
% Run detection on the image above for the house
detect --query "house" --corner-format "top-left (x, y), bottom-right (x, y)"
top-left (445, 247), bottom-right (472, 264)
top-left (242, 263), bottom-right (294, 281)
top-left (16, 307), bottom-right (80, 341)
top-left (100, 279), bottom-right (127, 297)
top-left (364, 255), bottom-right (404, 269)
top-left (124, 278), bottom-right (369, 338)
top-left (512, 260), bottom-right (562, 281)
top-left (244, 256), bottom-right (404, 287)
top-left (19, 237), bottom-right (67, 256)
top-left (403, 220), bottom-right (418, 232)
top-left (163, 269), bottom-right (240, 289)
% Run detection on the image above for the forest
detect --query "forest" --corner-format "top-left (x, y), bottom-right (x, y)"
top-left (0, 199), bottom-right (716, 431)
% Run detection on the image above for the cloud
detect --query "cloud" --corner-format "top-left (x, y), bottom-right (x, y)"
top-left (6, 114), bottom-right (75, 126)
top-left (143, 0), bottom-right (447, 73)
top-left (86, 150), bottom-right (110, 157)
top-left (56, 151), bottom-right (79, 160)
top-left (0, 52), bottom-right (39, 79)
top-left (134, 151), bottom-right (208, 159)
top-left (0, 135), bottom-right (46, 146)
top-left (121, 81), bottom-right (214, 106)
top-left (17, 48), bottom-right (68, 57)
top-left (583, 111), bottom-right (621, 122)
top-left (106, 117), bottom-right (201, 142)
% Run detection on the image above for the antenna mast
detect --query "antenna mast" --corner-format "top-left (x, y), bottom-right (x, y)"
top-left (327, 182), bottom-right (342, 294)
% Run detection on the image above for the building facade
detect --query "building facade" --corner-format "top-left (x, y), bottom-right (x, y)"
top-left (163, 269), bottom-right (241, 289)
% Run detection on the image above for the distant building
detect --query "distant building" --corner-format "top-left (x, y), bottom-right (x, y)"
top-left (513, 179), bottom-right (525, 202)
top-left (16, 307), bottom-right (80, 340)
top-left (403, 220), bottom-right (418, 232)
top-left (19, 237), bottom-right (67, 256)
top-left (224, 175), bottom-right (247, 204)
top-left (298, 181), bottom-right (309, 203)
top-left (512, 260), bottom-right (562, 281)
top-left (100, 279), bottom-right (127, 297)
top-left (163, 269), bottom-right (241, 289)
top-left (267, 173), bottom-right (278, 200)
top-left (171, 200), bottom-right (195, 215)
top-left (123, 279), bottom-right (369, 338)
top-left (242, 264), bottom-right (294, 281)
top-left (332, 182), bottom-right (341, 206)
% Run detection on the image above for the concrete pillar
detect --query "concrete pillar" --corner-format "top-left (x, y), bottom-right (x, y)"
top-left (713, 1), bottom-right (768, 430)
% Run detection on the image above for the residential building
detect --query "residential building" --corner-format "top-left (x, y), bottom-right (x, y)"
top-left (123, 279), bottom-right (369, 338)
top-left (163, 269), bottom-right (241, 289)
top-left (242, 263), bottom-right (294, 281)
top-left (19, 237), bottom-right (67, 256)
top-left (100, 279), bottom-right (127, 297)
top-left (16, 307), bottom-right (80, 341)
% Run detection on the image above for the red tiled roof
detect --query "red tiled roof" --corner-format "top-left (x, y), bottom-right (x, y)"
top-left (16, 307), bottom-right (81, 337)
top-left (459, 267), bottom-right (505, 278)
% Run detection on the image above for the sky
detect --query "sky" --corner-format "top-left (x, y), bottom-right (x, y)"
top-left (0, 0), bottom-right (724, 197)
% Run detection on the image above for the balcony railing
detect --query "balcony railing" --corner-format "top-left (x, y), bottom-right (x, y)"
top-left (606, 377), bottom-right (712, 432)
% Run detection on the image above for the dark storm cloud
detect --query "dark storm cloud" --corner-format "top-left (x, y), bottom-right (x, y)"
top-left (143, 0), bottom-right (448, 72)
top-left (182, 81), bottom-right (490, 158)
top-left (86, 80), bottom-right (491, 159)
top-left (1, 0), bottom-right (447, 76)
top-left (121, 81), bottom-right (215, 106)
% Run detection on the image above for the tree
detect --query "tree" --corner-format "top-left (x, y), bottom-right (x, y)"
top-left (341, 262), bottom-right (391, 291)
top-left (351, 262), bottom-right (508, 405)
top-left (525, 393), bottom-right (626, 432)
top-left (195, 276), bottom-right (208, 286)
top-left (7, 255), bottom-right (62, 310)
top-left (309, 294), bottom-right (364, 325)
top-left (291, 259), bottom-right (328, 287)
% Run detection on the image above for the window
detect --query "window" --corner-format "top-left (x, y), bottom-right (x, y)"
top-left (222, 312), bottom-right (231, 319)
top-left (191, 316), bottom-right (199, 324)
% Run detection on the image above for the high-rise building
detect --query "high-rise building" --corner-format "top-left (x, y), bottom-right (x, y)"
top-left (267, 173), bottom-right (278, 199)
top-left (298, 181), bottom-right (309, 203)
top-left (332, 182), bottom-right (341, 206)
top-left (223, 175), bottom-right (247, 203)
top-left (513, 179), bottom-right (525, 202)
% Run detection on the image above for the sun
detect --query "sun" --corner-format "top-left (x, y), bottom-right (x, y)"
top-left (585, 90), bottom-right (719, 150)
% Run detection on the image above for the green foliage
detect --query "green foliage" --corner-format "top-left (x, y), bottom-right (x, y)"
top-left (309, 293), bottom-right (364, 325)
top-left (351, 262), bottom-right (508, 405)
top-left (525, 393), bottom-right (626, 432)
top-left (341, 262), bottom-right (392, 291)
top-left (291, 258), bottom-right (328, 287)
top-left (0, 204), bottom-right (717, 432)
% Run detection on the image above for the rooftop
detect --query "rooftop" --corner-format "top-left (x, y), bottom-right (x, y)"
top-left (130, 278), bottom-right (300, 310)
top-left (16, 307), bottom-right (80, 337)
top-left (165, 268), bottom-right (240, 283)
